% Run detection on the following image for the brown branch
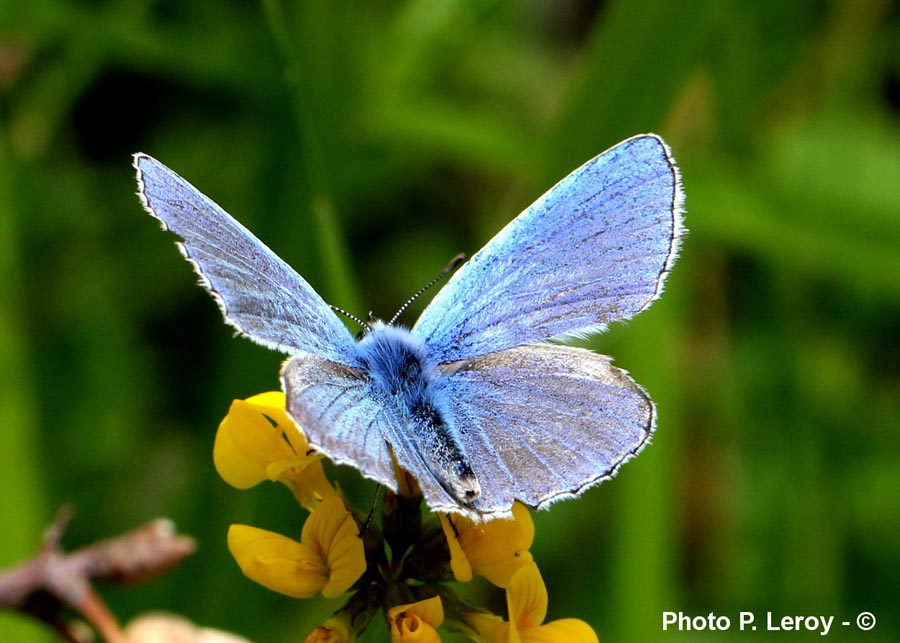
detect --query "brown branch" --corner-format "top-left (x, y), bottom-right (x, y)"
top-left (0, 507), bottom-right (196, 643)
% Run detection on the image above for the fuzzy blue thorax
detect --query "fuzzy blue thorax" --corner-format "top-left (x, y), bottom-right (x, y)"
top-left (356, 322), bottom-right (436, 400)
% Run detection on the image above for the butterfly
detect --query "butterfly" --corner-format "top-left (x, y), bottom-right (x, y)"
top-left (134, 134), bottom-right (684, 519)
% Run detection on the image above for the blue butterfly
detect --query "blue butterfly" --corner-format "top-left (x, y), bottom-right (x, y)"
top-left (134, 134), bottom-right (684, 518)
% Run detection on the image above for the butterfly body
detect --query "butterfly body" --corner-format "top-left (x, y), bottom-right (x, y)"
top-left (134, 134), bottom-right (684, 519)
top-left (347, 322), bottom-right (480, 503)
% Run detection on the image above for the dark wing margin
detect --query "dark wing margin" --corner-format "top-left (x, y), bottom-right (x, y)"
top-left (134, 153), bottom-right (358, 365)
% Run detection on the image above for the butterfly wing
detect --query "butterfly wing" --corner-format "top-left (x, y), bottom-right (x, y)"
top-left (134, 154), bottom-right (358, 365)
top-left (281, 354), bottom-right (460, 510)
top-left (414, 134), bottom-right (684, 363)
top-left (439, 344), bottom-right (654, 516)
top-left (280, 355), bottom-right (397, 487)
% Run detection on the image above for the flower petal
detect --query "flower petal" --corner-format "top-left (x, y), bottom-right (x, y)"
top-left (438, 514), bottom-right (472, 582)
top-left (278, 460), bottom-right (335, 511)
top-left (214, 394), bottom-right (315, 489)
top-left (465, 612), bottom-right (510, 643)
top-left (244, 391), bottom-right (289, 415)
top-left (521, 619), bottom-right (598, 643)
top-left (227, 524), bottom-right (327, 598)
top-left (302, 494), bottom-right (366, 598)
top-left (506, 562), bottom-right (547, 631)
top-left (306, 614), bottom-right (354, 643)
top-left (455, 503), bottom-right (534, 587)
top-left (387, 596), bottom-right (443, 642)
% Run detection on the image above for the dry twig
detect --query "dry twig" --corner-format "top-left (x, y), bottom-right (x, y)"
top-left (0, 507), bottom-right (196, 642)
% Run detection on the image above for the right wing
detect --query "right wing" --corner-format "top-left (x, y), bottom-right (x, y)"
top-left (414, 134), bottom-right (684, 364)
top-left (441, 343), bottom-right (655, 517)
top-left (134, 153), bottom-right (358, 365)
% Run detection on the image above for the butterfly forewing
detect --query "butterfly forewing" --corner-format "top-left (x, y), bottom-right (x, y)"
top-left (414, 134), bottom-right (683, 364)
top-left (134, 154), bottom-right (358, 366)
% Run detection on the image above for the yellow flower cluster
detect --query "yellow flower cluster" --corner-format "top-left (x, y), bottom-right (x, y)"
top-left (214, 393), bottom-right (598, 643)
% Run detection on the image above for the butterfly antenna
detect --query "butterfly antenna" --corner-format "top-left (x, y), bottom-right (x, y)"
top-left (330, 305), bottom-right (371, 333)
top-left (388, 253), bottom-right (465, 325)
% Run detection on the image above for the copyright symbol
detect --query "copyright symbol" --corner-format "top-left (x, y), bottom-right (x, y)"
top-left (856, 611), bottom-right (876, 631)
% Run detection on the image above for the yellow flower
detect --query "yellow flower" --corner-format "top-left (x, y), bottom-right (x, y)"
top-left (464, 612), bottom-right (508, 643)
top-left (439, 503), bottom-right (534, 587)
top-left (213, 391), bottom-right (333, 509)
top-left (467, 562), bottom-right (598, 643)
top-left (387, 596), bottom-right (443, 643)
top-left (227, 494), bottom-right (365, 599)
top-left (306, 613), bottom-right (354, 643)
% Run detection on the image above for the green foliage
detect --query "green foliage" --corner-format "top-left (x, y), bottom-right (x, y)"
top-left (1, 0), bottom-right (898, 641)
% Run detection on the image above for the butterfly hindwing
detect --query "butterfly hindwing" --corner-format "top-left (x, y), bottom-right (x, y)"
top-left (440, 344), bottom-right (655, 516)
top-left (281, 355), bottom-right (397, 488)
top-left (414, 134), bottom-right (683, 363)
top-left (281, 353), bottom-right (464, 510)
top-left (134, 154), bottom-right (358, 365)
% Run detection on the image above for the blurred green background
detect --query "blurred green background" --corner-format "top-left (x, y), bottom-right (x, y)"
top-left (1, 0), bottom-right (898, 641)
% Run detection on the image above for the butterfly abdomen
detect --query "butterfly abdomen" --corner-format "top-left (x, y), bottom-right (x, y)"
top-left (357, 324), bottom-right (481, 503)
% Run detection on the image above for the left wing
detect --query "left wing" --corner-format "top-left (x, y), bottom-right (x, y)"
top-left (281, 353), bottom-right (461, 512)
top-left (414, 134), bottom-right (684, 364)
top-left (439, 343), bottom-right (655, 516)
top-left (135, 154), bottom-right (359, 365)
top-left (281, 355), bottom-right (398, 489)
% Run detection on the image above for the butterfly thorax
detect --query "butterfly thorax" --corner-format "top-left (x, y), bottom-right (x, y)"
top-left (356, 323), bottom-right (436, 400)
top-left (357, 322), bottom-right (482, 504)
